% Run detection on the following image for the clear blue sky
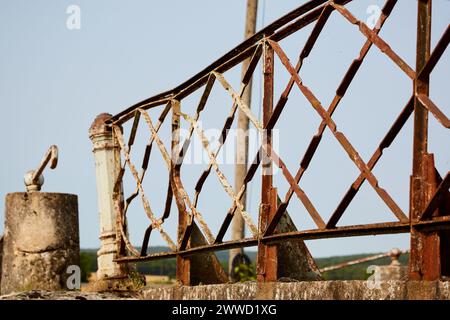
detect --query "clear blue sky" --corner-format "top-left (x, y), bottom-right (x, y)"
top-left (0, 0), bottom-right (448, 257)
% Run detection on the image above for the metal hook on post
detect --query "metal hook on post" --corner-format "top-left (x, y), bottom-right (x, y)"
top-left (24, 145), bottom-right (59, 192)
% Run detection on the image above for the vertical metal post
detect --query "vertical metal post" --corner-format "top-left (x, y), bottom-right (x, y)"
top-left (413, 2), bottom-right (431, 171)
top-left (172, 100), bottom-right (190, 285)
top-left (170, 101), bottom-right (228, 286)
top-left (409, 0), bottom-right (440, 280)
top-left (89, 113), bottom-right (128, 280)
top-left (257, 41), bottom-right (277, 282)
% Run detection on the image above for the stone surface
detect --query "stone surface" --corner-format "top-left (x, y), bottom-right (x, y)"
top-left (1, 192), bottom-right (80, 295)
top-left (0, 290), bottom-right (138, 300)
top-left (373, 265), bottom-right (408, 281)
top-left (1, 281), bottom-right (450, 300)
top-left (140, 280), bottom-right (450, 300)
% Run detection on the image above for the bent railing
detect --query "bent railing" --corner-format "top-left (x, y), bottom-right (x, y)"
top-left (92, 0), bottom-right (450, 284)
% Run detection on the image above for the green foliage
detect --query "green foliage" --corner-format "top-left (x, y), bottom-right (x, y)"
top-left (233, 263), bottom-right (256, 282)
top-left (79, 248), bottom-right (409, 282)
top-left (136, 259), bottom-right (177, 278)
top-left (79, 251), bottom-right (96, 282)
top-left (128, 267), bottom-right (146, 290)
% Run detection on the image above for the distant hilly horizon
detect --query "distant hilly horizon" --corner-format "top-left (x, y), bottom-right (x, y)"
top-left (80, 246), bottom-right (409, 280)
top-left (81, 246), bottom-right (408, 265)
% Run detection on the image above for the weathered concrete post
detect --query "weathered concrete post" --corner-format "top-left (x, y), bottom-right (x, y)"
top-left (1, 192), bottom-right (80, 295)
top-left (374, 249), bottom-right (408, 281)
top-left (89, 113), bottom-right (128, 280)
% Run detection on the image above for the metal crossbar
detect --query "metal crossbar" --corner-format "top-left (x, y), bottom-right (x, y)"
top-left (106, 0), bottom-right (450, 283)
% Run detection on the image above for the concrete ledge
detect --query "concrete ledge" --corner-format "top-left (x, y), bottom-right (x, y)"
top-left (1, 281), bottom-right (449, 300)
top-left (141, 281), bottom-right (450, 300)
top-left (0, 290), bottom-right (139, 300)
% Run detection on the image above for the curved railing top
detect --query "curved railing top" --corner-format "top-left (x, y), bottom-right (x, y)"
top-left (110, 0), bottom-right (352, 124)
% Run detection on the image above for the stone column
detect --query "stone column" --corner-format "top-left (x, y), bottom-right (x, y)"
top-left (89, 113), bottom-right (127, 280)
top-left (1, 192), bottom-right (80, 295)
top-left (374, 248), bottom-right (408, 281)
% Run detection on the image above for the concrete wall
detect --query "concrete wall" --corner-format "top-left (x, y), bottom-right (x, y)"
top-left (141, 281), bottom-right (450, 300)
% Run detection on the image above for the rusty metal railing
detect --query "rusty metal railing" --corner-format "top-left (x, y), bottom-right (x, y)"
top-left (105, 0), bottom-right (449, 284)
top-left (319, 248), bottom-right (408, 273)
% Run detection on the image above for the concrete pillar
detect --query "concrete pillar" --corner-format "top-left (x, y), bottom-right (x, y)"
top-left (89, 113), bottom-right (127, 280)
top-left (374, 249), bottom-right (408, 281)
top-left (1, 192), bottom-right (79, 295)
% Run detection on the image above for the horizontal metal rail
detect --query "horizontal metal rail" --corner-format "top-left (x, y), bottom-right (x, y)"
top-left (115, 217), bottom-right (450, 263)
